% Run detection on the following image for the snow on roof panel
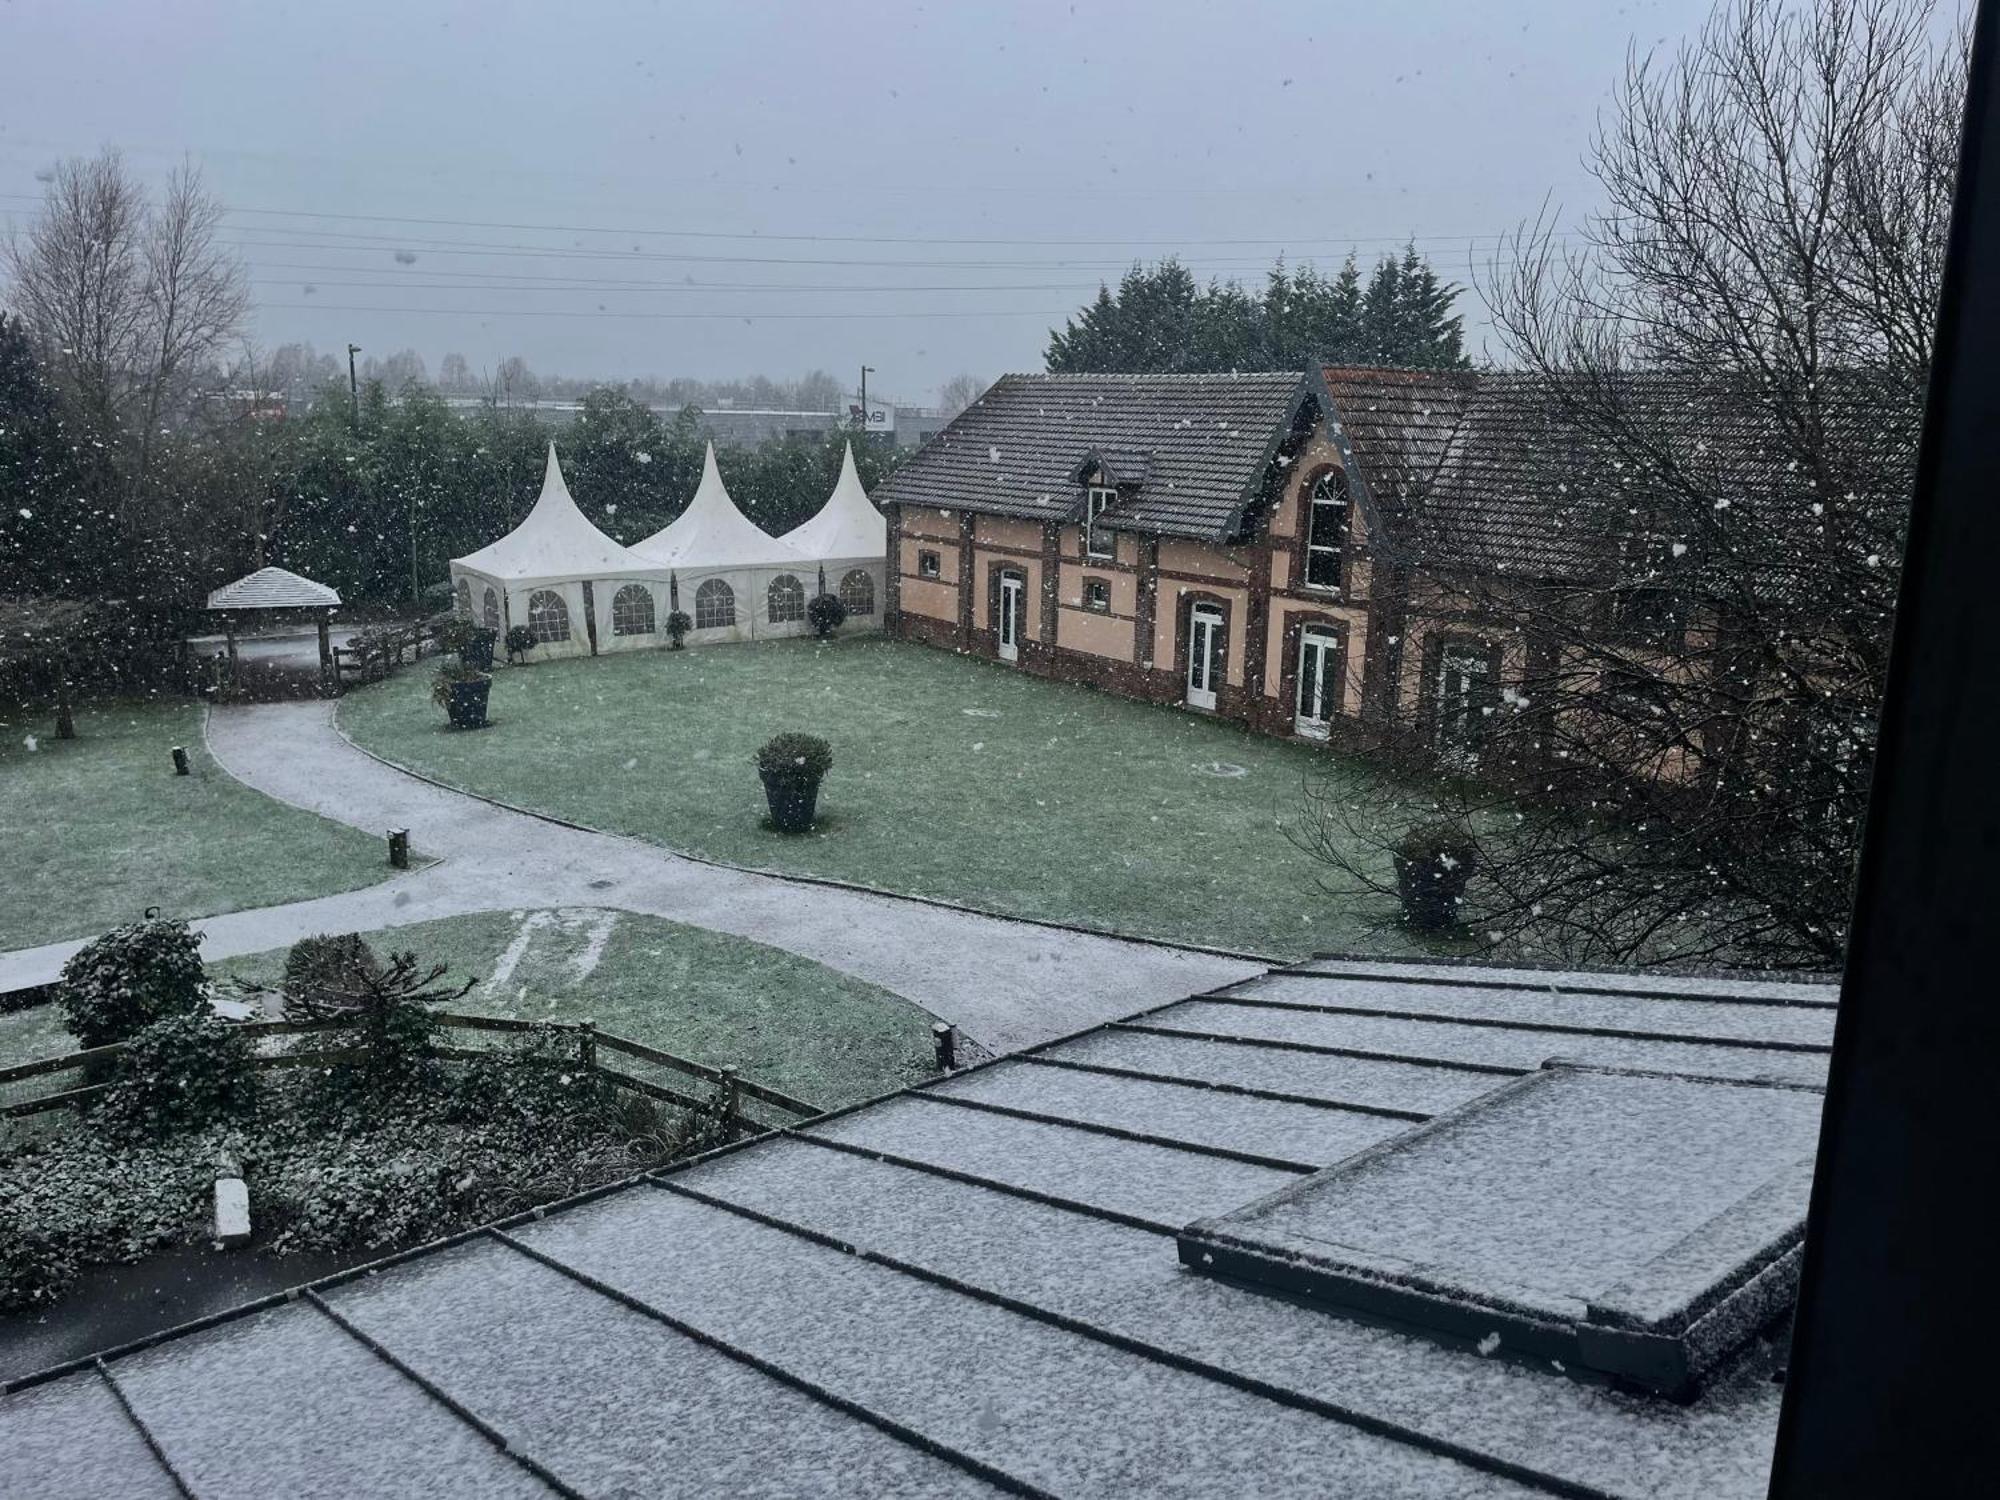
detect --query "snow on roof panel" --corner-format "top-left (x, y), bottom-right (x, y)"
top-left (1289, 957), bottom-right (1840, 1006)
top-left (1144, 998), bottom-right (1830, 1087)
top-left (1182, 1066), bottom-right (1823, 1398)
top-left (1044, 1025), bottom-right (1505, 1116)
top-left (1231, 972), bottom-right (1839, 1049)
top-left (321, 1235), bottom-right (987, 1498)
top-left (780, 441), bottom-right (887, 562)
top-left (509, 1186), bottom-right (1530, 1497)
top-left (680, 1132), bottom-right (1794, 1500)
top-left (452, 445), bottom-right (661, 586)
top-left (804, 1092), bottom-right (1300, 1226)
top-left (929, 1058), bottom-right (1405, 1167)
top-left (632, 442), bottom-right (807, 571)
top-left (205, 566), bottom-right (341, 611)
top-left (0, 1371), bottom-right (179, 1500)
top-left (109, 1300), bottom-right (554, 1499)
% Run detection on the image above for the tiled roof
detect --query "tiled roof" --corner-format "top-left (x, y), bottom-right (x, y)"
top-left (204, 566), bottom-right (341, 611)
top-left (873, 373), bottom-right (1308, 541)
top-left (1, 957), bottom-right (1836, 1499)
top-left (1321, 366), bottom-right (1913, 582)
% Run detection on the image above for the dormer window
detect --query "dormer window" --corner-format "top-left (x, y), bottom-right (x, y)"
top-left (1085, 486), bottom-right (1117, 560)
top-left (1303, 473), bottom-right (1349, 590)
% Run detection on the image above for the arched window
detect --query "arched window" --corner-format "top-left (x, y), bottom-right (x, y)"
top-left (1303, 472), bottom-right (1350, 590)
top-left (454, 578), bottom-right (472, 618)
top-left (611, 583), bottom-right (656, 637)
top-left (767, 574), bottom-right (806, 624)
top-left (527, 589), bottom-right (571, 644)
top-left (482, 587), bottom-right (501, 632)
top-left (695, 578), bottom-right (736, 630)
top-left (838, 568), bottom-right (876, 616)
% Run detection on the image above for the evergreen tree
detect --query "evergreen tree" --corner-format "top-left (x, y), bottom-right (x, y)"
top-left (1045, 249), bottom-right (1466, 374)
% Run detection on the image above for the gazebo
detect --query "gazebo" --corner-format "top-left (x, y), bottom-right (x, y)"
top-left (204, 565), bottom-right (342, 683)
top-left (631, 442), bottom-right (813, 643)
top-left (781, 440), bottom-right (886, 630)
top-left (449, 446), bottom-right (664, 658)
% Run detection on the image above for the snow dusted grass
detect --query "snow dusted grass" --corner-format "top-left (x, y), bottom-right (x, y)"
top-left (211, 907), bottom-right (939, 1110)
top-left (338, 637), bottom-right (1431, 960)
top-left (0, 700), bottom-right (393, 952)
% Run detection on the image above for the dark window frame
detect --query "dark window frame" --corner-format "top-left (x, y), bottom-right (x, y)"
top-left (917, 549), bottom-right (942, 580)
top-left (1082, 576), bottom-right (1112, 613)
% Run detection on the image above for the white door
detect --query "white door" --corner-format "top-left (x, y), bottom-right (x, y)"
top-left (998, 572), bottom-right (1024, 662)
top-left (1295, 627), bottom-right (1338, 739)
top-left (1186, 605), bottom-right (1224, 710)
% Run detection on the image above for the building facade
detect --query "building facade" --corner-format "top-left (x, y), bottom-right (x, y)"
top-left (878, 369), bottom-right (1528, 753)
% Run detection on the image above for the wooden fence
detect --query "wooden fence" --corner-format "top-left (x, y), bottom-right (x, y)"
top-left (0, 1011), bottom-right (819, 1140)
top-left (328, 620), bottom-right (443, 692)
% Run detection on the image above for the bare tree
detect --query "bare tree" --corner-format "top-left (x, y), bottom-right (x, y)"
top-left (1297, 0), bottom-right (1964, 969)
top-left (937, 372), bottom-right (987, 415)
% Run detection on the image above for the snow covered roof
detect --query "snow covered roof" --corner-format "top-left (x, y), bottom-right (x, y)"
top-left (781, 442), bottom-right (885, 562)
top-left (0, 956), bottom-right (1837, 1497)
top-left (452, 445), bottom-right (660, 586)
top-left (205, 566), bottom-right (340, 611)
top-left (632, 442), bottom-right (806, 572)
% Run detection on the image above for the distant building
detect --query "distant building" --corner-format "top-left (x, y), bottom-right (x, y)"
top-left (435, 394), bottom-right (945, 449)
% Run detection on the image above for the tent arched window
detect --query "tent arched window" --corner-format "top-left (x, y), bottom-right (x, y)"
top-left (454, 578), bottom-right (472, 618)
top-left (611, 583), bottom-right (656, 637)
top-left (482, 587), bottom-right (501, 632)
top-left (838, 569), bottom-right (876, 617)
top-left (767, 574), bottom-right (806, 625)
top-left (695, 578), bottom-right (736, 630)
top-left (527, 589), bottom-right (571, 644)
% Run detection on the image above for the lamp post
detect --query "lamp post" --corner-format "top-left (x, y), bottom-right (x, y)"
top-left (858, 365), bottom-right (875, 435)
top-left (346, 343), bottom-right (361, 428)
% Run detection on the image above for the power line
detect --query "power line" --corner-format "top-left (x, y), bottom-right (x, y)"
top-left (253, 303), bottom-right (1076, 321)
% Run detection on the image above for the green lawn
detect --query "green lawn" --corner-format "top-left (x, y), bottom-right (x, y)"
top-left (340, 637), bottom-right (1439, 959)
top-left (209, 908), bottom-right (938, 1109)
top-left (0, 701), bottom-right (395, 952)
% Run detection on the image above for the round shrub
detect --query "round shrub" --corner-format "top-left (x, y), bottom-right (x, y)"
top-left (806, 592), bottom-right (847, 639)
top-left (504, 624), bottom-right (536, 660)
top-left (57, 917), bottom-right (207, 1048)
top-left (755, 732), bottom-right (834, 781)
top-left (99, 1011), bottom-right (260, 1140)
top-left (665, 610), bottom-right (692, 648)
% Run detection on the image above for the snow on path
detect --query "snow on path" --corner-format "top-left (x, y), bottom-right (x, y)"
top-left (0, 701), bottom-right (1260, 1054)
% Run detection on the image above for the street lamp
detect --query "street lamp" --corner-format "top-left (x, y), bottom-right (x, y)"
top-left (858, 365), bottom-right (875, 435)
top-left (347, 343), bottom-right (362, 428)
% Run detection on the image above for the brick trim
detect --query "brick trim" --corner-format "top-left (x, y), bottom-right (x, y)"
top-left (1273, 609), bottom-right (1352, 731)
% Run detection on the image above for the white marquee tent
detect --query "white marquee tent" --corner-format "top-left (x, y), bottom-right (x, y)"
top-left (631, 442), bottom-right (817, 643)
top-left (449, 445), bottom-right (664, 658)
top-left (781, 441), bottom-right (886, 629)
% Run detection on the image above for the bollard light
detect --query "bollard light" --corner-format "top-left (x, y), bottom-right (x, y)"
top-left (387, 827), bottom-right (410, 869)
top-left (932, 1021), bottom-right (957, 1072)
top-left (171, 746), bottom-right (190, 776)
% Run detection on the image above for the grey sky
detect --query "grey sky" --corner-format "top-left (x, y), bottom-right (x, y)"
top-left (0, 0), bottom-right (1713, 405)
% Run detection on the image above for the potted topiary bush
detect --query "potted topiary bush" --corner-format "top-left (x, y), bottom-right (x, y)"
top-left (1391, 821), bottom-right (1478, 930)
top-left (432, 660), bottom-right (492, 729)
top-left (806, 592), bottom-right (847, 640)
top-left (438, 615), bottom-right (473, 655)
top-left (755, 731), bottom-right (833, 834)
top-left (504, 624), bottom-right (536, 664)
top-left (665, 610), bottom-right (692, 649)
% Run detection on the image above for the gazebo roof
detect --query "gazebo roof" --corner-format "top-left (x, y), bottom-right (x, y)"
top-left (633, 442), bottom-right (806, 572)
top-left (453, 446), bottom-right (660, 586)
top-left (205, 567), bottom-right (341, 611)
top-left (781, 442), bottom-right (885, 562)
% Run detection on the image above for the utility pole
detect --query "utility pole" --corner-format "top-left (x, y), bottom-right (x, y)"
top-left (858, 365), bottom-right (874, 436)
top-left (347, 343), bottom-right (362, 428)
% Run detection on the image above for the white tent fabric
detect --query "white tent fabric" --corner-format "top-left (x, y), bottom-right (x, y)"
top-left (449, 445), bottom-right (667, 659)
top-left (630, 442), bottom-right (819, 644)
top-left (781, 442), bottom-right (884, 561)
top-left (633, 442), bottom-right (807, 571)
top-left (454, 445), bottom-right (658, 587)
top-left (780, 441), bottom-right (887, 631)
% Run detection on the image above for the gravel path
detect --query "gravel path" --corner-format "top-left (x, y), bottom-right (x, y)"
top-left (0, 700), bottom-right (1260, 1053)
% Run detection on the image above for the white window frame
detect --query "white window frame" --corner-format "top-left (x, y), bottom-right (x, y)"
top-left (1303, 474), bottom-right (1348, 591)
top-left (918, 550), bottom-right (942, 580)
top-left (1085, 486), bottom-right (1117, 560)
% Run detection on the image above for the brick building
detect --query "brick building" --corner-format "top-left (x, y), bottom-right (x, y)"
top-left (875, 367), bottom-right (1550, 754)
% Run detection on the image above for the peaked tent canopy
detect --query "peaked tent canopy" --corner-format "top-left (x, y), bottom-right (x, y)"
top-left (782, 442), bottom-right (885, 561)
top-left (454, 445), bottom-right (658, 587)
top-left (633, 442), bottom-right (806, 571)
top-left (205, 566), bottom-right (341, 611)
